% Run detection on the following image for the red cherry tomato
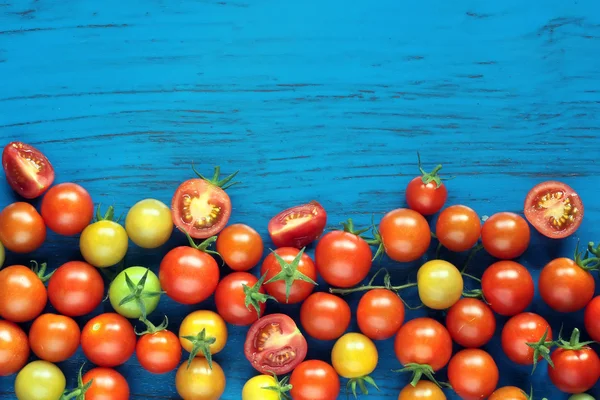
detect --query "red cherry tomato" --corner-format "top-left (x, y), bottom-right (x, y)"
top-left (0, 264), bottom-right (47, 322)
top-left (268, 201), bottom-right (327, 248)
top-left (378, 208), bottom-right (431, 262)
top-left (446, 298), bottom-right (495, 348)
top-left (481, 260), bottom-right (534, 316)
top-left (435, 205), bottom-right (481, 252)
top-left (394, 318), bottom-right (452, 372)
top-left (47, 261), bottom-right (104, 317)
top-left (357, 289), bottom-right (405, 340)
top-left (481, 212), bottom-right (530, 259)
top-left (584, 296), bottom-right (600, 342)
top-left (215, 272), bottom-right (267, 326)
top-left (2, 141), bottom-right (54, 199)
top-left (136, 324), bottom-right (181, 374)
top-left (539, 257), bottom-right (595, 312)
top-left (260, 247), bottom-right (317, 304)
top-left (41, 182), bottom-right (94, 236)
top-left (289, 360), bottom-right (340, 400)
top-left (0, 202), bottom-right (46, 253)
top-left (29, 313), bottom-right (80, 363)
top-left (81, 313), bottom-right (136, 367)
top-left (0, 320), bottom-right (29, 376)
top-left (300, 292), bottom-right (351, 341)
top-left (216, 224), bottom-right (264, 271)
top-left (448, 349), bottom-right (499, 400)
top-left (405, 159), bottom-right (447, 216)
top-left (82, 368), bottom-right (130, 400)
top-left (501, 312), bottom-right (552, 365)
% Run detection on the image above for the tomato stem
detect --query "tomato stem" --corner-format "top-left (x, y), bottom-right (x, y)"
top-left (525, 327), bottom-right (555, 373)
top-left (135, 315), bottom-right (169, 336)
top-left (575, 241), bottom-right (600, 272)
top-left (192, 164), bottom-right (240, 190)
top-left (461, 243), bottom-right (484, 273)
top-left (340, 218), bottom-right (372, 237)
top-left (330, 282), bottom-right (417, 296)
top-left (264, 248), bottom-right (317, 303)
top-left (118, 268), bottom-right (165, 320)
top-left (417, 152), bottom-right (444, 188)
top-left (554, 327), bottom-right (596, 351)
top-left (346, 375), bottom-right (379, 398)
top-left (461, 272), bottom-right (481, 283)
top-left (182, 328), bottom-right (217, 370)
top-left (180, 228), bottom-right (222, 259)
top-left (264, 373), bottom-right (292, 400)
top-left (392, 363), bottom-right (446, 388)
top-left (243, 271), bottom-right (277, 318)
top-left (30, 260), bottom-right (54, 282)
top-left (59, 364), bottom-right (93, 400)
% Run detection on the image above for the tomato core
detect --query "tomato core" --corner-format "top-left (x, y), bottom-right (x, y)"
top-left (180, 192), bottom-right (222, 228)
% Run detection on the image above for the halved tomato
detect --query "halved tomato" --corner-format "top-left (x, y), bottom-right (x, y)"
top-left (268, 201), bottom-right (327, 248)
top-left (244, 313), bottom-right (307, 375)
top-left (524, 181), bottom-right (583, 239)
top-left (2, 142), bottom-right (54, 199)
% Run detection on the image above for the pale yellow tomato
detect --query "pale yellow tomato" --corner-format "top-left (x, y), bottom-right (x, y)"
top-left (417, 260), bottom-right (463, 309)
top-left (80, 220), bottom-right (128, 268)
top-left (331, 332), bottom-right (378, 378)
top-left (15, 360), bottom-right (66, 400)
top-left (242, 375), bottom-right (281, 400)
top-left (125, 199), bottom-right (173, 248)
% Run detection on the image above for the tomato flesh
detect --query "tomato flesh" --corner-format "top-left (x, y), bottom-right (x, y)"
top-left (268, 201), bottom-right (327, 248)
top-left (2, 142), bottom-right (54, 199)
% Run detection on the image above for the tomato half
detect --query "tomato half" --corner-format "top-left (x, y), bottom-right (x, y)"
top-left (447, 349), bottom-right (499, 400)
top-left (14, 360), bottom-right (65, 400)
top-left (481, 260), bottom-right (534, 316)
top-left (446, 298), bottom-right (495, 348)
top-left (261, 247), bottom-right (317, 304)
top-left (215, 272), bottom-right (268, 326)
top-left (417, 260), bottom-right (463, 310)
top-left (398, 380), bottom-right (447, 400)
top-left (125, 198), bottom-right (173, 248)
top-left (82, 368), bottom-right (130, 400)
top-left (584, 296), bottom-right (600, 342)
top-left (539, 257), bottom-right (595, 312)
top-left (176, 358), bottom-right (226, 400)
top-left (501, 312), bottom-right (552, 365)
top-left (0, 264), bottom-right (47, 322)
top-left (331, 332), bottom-right (378, 378)
top-left (2, 141), bottom-right (54, 199)
top-left (394, 318), bottom-right (452, 372)
top-left (216, 224), bottom-right (264, 271)
top-left (435, 205), bottom-right (481, 252)
top-left (244, 313), bottom-right (307, 375)
top-left (268, 201), bottom-right (327, 249)
top-left (81, 313), bottom-right (136, 367)
top-left (489, 386), bottom-right (528, 400)
top-left (300, 292), bottom-right (351, 341)
top-left (29, 313), bottom-right (80, 363)
top-left (40, 182), bottom-right (94, 236)
top-left (357, 288), bottom-right (405, 340)
top-left (378, 208), bottom-right (431, 262)
top-left (0, 202), bottom-right (46, 253)
top-left (47, 260), bottom-right (104, 317)
top-left (0, 320), bottom-right (29, 376)
top-left (524, 181), bottom-right (583, 238)
top-left (481, 212), bottom-right (530, 259)
top-left (290, 360), bottom-right (340, 400)
top-left (136, 324), bottom-right (181, 374)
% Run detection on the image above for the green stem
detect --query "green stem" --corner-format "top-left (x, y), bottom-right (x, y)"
top-left (330, 282), bottom-right (416, 296)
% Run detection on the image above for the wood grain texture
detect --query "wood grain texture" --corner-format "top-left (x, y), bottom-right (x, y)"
top-left (1, 0), bottom-right (600, 398)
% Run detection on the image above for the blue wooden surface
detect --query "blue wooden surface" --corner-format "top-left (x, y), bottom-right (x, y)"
top-left (1, 0), bottom-right (600, 399)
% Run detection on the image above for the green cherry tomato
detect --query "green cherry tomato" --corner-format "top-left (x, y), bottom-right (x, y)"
top-left (125, 199), bottom-right (173, 249)
top-left (15, 360), bottom-right (66, 400)
top-left (0, 241), bottom-right (4, 267)
top-left (80, 219), bottom-right (129, 268)
top-left (109, 266), bottom-right (162, 319)
top-left (569, 395), bottom-right (596, 400)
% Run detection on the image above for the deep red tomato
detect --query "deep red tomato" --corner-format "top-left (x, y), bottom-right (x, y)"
top-left (436, 205), bottom-right (481, 252)
top-left (584, 296), bottom-right (600, 341)
top-left (136, 322), bottom-right (181, 374)
top-left (524, 181), bottom-right (583, 239)
top-left (0, 202), bottom-right (46, 253)
top-left (82, 368), bottom-right (130, 400)
top-left (394, 318), bottom-right (452, 372)
top-left (215, 272), bottom-right (268, 326)
top-left (216, 224), bottom-right (264, 271)
top-left (260, 247), bottom-right (317, 304)
top-left (405, 159), bottom-right (447, 216)
top-left (29, 313), bottom-right (80, 363)
top-left (300, 292), bottom-right (351, 341)
top-left (446, 298), bottom-right (495, 348)
top-left (539, 257), bottom-right (594, 312)
top-left (378, 208), bottom-right (431, 262)
top-left (81, 313), bottom-right (136, 367)
top-left (289, 360), bottom-right (340, 400)
top-left (47, 260), bottom-right (104, 317)
top-left (0, 264), bottom-right (47, 322)
top-left (41, 182), bottom-right (94, 236)
top-left (0, 320), bottom-right (29, 376)
top-left (481, 260), bottom-right (534, 316)
top-left (2, 141), bottom-right (54, 199)
top-left (481, 212), bottom-right (530, 259)
top-left (448, 349), bottom-right (499, 400)
top-left (501, 312), bottom-right (552, 365)
top-left (268, 201), bottom-right (327, 248)
top-left (244, 313), bottom-right (307, 375)
top-left (357, 289), bottom-right (405, 340)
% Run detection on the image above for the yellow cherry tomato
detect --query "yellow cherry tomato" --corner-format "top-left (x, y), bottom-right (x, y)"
top-left (398, 380), bottom-right (447, 400)
top-left (15, 360), bottom-right (66, 400)
top-left (125, 199), bottom-right (173, 249)
top-left (179, 310), bottom-right (228, 357)
top-left (80, 220), bottom-right (128, 268)
top-left (417, 260), bottom-right (463, 310)
top-left (331, 332), bottom-right (378, 378)
top-left (175, 358), bottom-right (226, 400)
top-left (242, 375), bottom-right (281, 400)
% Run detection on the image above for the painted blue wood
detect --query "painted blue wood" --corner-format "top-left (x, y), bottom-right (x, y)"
top-left (1, 0), bottom-right (600, 398)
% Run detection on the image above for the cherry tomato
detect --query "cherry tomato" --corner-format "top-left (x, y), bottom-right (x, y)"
top-left (0, 264), bottom-right (47, 322)
top-left (357, 289), bottom-right (405, 340)
top-left (447, 349), bottom-right (499, 400)
top-left (446, 298), bottom-right (496, 348)
top-left (0, 202), bottom-right (46, 253)
top-left (244, 313), bottom-right (307, 375)
top-left (81, 313), bottom-right (136, 367)
top-left (417, 260), bottom-right (463, 310)
top-left (501, 312), bottom-right (552, 365)
top-left (584, 296), bottom-right (600, 342)
top-left (29, 313), bottom-right (80, 363)
top-left (216, 224), bottom-right (264, 271)
top-left (215, 272), bottom-right (267, 326)
top-left (79, 211), bottom-right (128, 268)
top-left (82, 368), bottom-right (130, 400)
top-left (0, 320), bottom-right (29, 376)
top-left (300, 292), bottom-right (351, 341)
top-left (539, 257), bottom-right (595, 312)
top-left (481, 212), bottom-right (530, 259)
top-left (136, 322), bottom-right (181, 374)
top-left (176, 358), bottom-right (226, 400)
top-left (125, 198), bottom-right (173, 248)
top-left (108, 266), bottom-right (162, 319)
top-left (260, 247), bottom-right (317, 304)
top-left (435, 205), bottom-right (481, 252)
top-left (290, 360), bottom-right (340, 400)
top-left (394, 318), bottom-right (452, 372)
top-left (481, 260), bottom-right (534, 316)
top-left (405, 159), bottom-right (447, 216)
top-left (2, 141), bottom-right (54, 199)
top-left (268, 201), bottom-right (327, 248)
top-left (398, 380), bottom-right (447, 400)
top-left (242, 375), bottom-right (284, 400)
top-left (331, 332), bottom-right (378, 378)
top-left (378, 208), bottom-right (431, 262)
top-left (40, 182), bottom-right (94, 236)
top-left (14, 360), bottom-right (65, 400)
top-left (489, 386), bottom-right (528, 400)
top-left (524, 181), bottom-right (584, 239)
top-left (47, 260), bottom-right (104, 317)
top-left (179, 310), bottom-right (228, 363)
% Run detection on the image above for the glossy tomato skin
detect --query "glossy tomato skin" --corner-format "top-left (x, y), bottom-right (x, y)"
top-left (0, 202), bottom-right (46, 253)
top-left (315, 230), bottom-right (372, 288)
top-left (398, 380), bottom-right (447, 400)
top-left (268, 201), bottom-right (327, 248)
top-left (394, 318), bottom-right (452, 371)
top-left (379, 208), bottom-right (431, 262)
top-left (481, 212), bottom-right (530, 259)
top-left (14, 360), bottom-right (65, 400)
top-left (215, 272), bottom-right (265, 326)
top-left (357, 289), bottom-right (405, 340)
top-left (584, 296), bottom-right (600, 342)
top-left (448, 349), bottom-right (499, 400)
top-left (242, 375), bottom-right (281, 400)
top-left (137, 330), bottom-right (181, 374)
top-left (481, 260), bottom-right (534, 316)
top-left (0, 264), bottom-right (47, 322)
top-left (0, 320), bottom-right (29, 376)
top-left (539, 257), bottom-right (594, 312)
top-left (179, 310), bottom-right (228, 358)
top-left (159, 246), bottom-right (220, 305)
top-left (435, 205), bottom-right (481, 252)
top-left (446, 298), bottom-right (495, 348)
top-left (81, 313), bottom-right (136, 367)
top-left (82, 368), bottom-right (130, 400)
top-left (41, 183), bottom-right (94, 236)
top-left (29, 313), bottom-right (80, 363)
top-left (2, 142), bottom-right (54, 199)
top-left (300, 292), bottom-right (351, 341)
top-left (216, 224), bottom-right (264, 271)
top-left (125, 198), bottom-right (173, 249)
top-left (290, 360), bottom-right (340, 400)
top-left (331, 333), bottom-right (378, 378)
top-left (244, 313), bottom-right (308, 375)
top-left (261, 247), bottom-right (317, 304)
top-left (80, 220), bottom-right (128, 268)
top-left (501, 312), bottom-right (552, 365)
top-left (417, 260), bottom-right (463, 310)
top-left (47, 261), bottom-right (104, 317)
top-left (176, 358), bottom-right (226, 400)
top-left (406, 177), bottom-right (447, 216)
top-left (109, 266), bottom-right (162, 319)
top-left (489, 386), bottom-right (528, 400)
top-left (549, 346), bottom-right (600, 394)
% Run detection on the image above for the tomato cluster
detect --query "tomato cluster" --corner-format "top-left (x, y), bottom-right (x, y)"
top-left (0, 143), bottom-right (598, 400)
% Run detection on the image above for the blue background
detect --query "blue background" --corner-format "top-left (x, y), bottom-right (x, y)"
top-left (1, 0), bottom-right (600, 398)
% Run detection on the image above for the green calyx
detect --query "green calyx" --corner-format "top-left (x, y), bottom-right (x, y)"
top-left (555, 327), bottom-right (595, 351)
top-left (181, 229), bottom-right (221, 258)
top-left (95, 204), bottom-right (122, 223)
top-left (118, 268), bottom-right (165, 320)
top-left (365, 222), bottom-right (385, 262)
top-left (526, 327), bottom-right (554, 373)
top-left (340, 218), bottom-right (371, 237)
top-left (182, 328), bottom-right (217, 370)
top-left (346, 376), bottom-right (379, 398)
top-left (264, 248), bottom-right (317, 303)
top-left (192, 164), bottom-right (240, 190)
top-left (392, 363), bottom-right (446, 388)
top-left (574, 241), bottom-right (600, 272)
top-left (30, 260), bottom-right (54, 283)
top-left (417, 152), bottom-right (444, 188)
top-left (263, 373), bottom-right (293, 400)
top-left (135, 315), bottom-right (169, 336)
top-left (243, 272), bottom-right (277, 319)
top-left (59, 364), bottom-right (93, 400)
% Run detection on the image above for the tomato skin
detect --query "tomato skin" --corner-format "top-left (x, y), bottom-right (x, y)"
top-left (446, 298), bottom-right (495, 348)
top-left (394, 318), bottom-right (452, 371)
top-left (539, 257), bottom-right (595, 312)
top-left (447, 349), bottom-right (499, 400)
top-left (215, 272), bottom-right (265, 326)
top-left (501, 312), bottom-right (552, 365)
top-left (82, 368), bottom-right (130, 400)
top-left (41, 183), bottom-right (94, 235)
top-left (216, 224), bottom-right (264, 271)
top-left (435, 205), bottom-right (481, 252)
top-left (159, 246), bottom-right (220, 305)
top-left (357, 289), bottom-right (405, 340)
top-left (137, 329), bottom-right (181, 374)
top-left (80, 220), bottom-right (129, 268)
top-left (176, 358), bottom-right (226, 400)
top-left (331, 333), bottom-right (378, 378)
top-left (179, 310), bottom-right (228, 358)
top-left (109, 266), bottom-right (162, 318)
top-left (481, 260), bottom-right (534, 316)
top-left (29, 313), bottom-right (80, 363)
top-left (268, 201), bottom-right (327, 248)
top-left (379, 208), bottom-right (431, 262)
top-left (584, 296), bottom-right (600, 342)
top-left (242, 375), bottom-right (282, 400)
top-left (0, 320), bottom-right (29, 376)
top-left (47, 261), bottom-right (104, 317)
top-left (417, 260), bottom-right (463, 310)
top-left (81, 313), bottom-right (136, 367)
top-left (0, 202), bottom-right (46, 253)
top-left (0, 264), bottom-right (47, 322)
top-left (290, 360), bottom-right (340, 400)
top-left (398, 380), bottom-right (447, 400)
top-left (549, 346), bottom-right (600, 394)
top-left (315, 230), bottom-right (372, 288)
top-left (125, 198), bottom-right (173, 249)
top-left (481, 212), bottom-right (530, 259)
top-left (406, 177), bottom-right (448, 216)
top-left (300, 292), bottom-right (351, 341)
top-left (489, 386), bottom-right (528, 400)
top-left (261, 247), bottom-right (317, 304)
top-left (14, 360), bottom-right (65, 400)
top-left (2, 141), bottom-right (54, 199)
